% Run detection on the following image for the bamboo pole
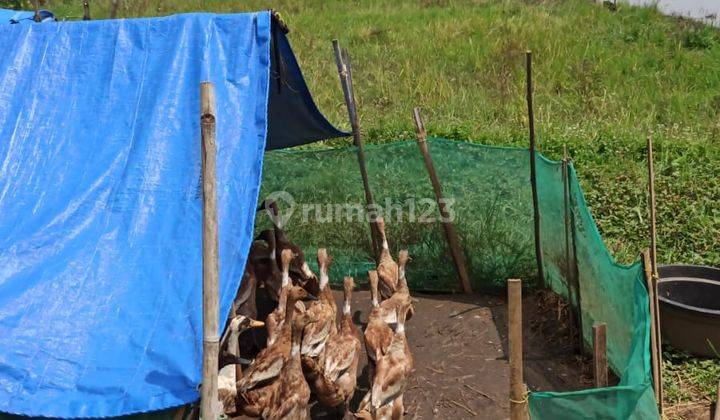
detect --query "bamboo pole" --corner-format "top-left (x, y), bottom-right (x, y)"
top-left (562, 146), bottom-right (583, 353)
top-left (332, 40), bottom-right (380, 257)
top-left (647, 135), bottom-right (658, 278)
top-left (713, 381), bottom-right (720, 420)
top-left (412, 108), bottom-right (472, 293)
top-left (643, 249), bottom-right (661, 406)
top-left (109, 0), bottom-right (120, 19)
top-left (200, 82), bottom-right (220, 420)
top-left (83, 1), bottom-right (90, 20)
top-left (508, 279), bottom-right (525, 420)
top-left (646, 135), bottom-right (664, 413)
top-left (593, 323), bottom-right (608, 388)
top-left (33, 0), bottom-right (40, 22)
top-left (526, 51), bottom-right (545, 286)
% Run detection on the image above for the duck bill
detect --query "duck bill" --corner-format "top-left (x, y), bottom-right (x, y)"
top-left (302, 293), bottom-right (318, 302)
top-left (249, 319), bottom-right (265, 328)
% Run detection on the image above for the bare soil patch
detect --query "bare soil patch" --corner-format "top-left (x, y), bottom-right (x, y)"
top-left (242, 287), bottom-right (595, 419)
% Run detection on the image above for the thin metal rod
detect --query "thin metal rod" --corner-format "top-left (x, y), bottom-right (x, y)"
top-left (332, 40), bottom-right (380, 257)
top-left (200, 82), bottom-right (219, 420)
top-left (526, 50), bottom-right (545, 286)
top-left (412, 108), bottom-right (472, 293)
top-left (646, 135), bottom-right (663, 413)
top-left (508, 279), bottom-right (525, 420)
top-left (643, 249), bottom-right (661, 406)
top-left (593, 323), bottom-right (608, 388)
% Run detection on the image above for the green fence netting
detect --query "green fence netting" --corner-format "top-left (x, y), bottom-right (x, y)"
top-left (256, 138), bottom-right (657, 420)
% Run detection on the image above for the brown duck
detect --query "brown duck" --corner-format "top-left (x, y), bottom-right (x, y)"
top-left (375, 217), bottom-right (398, 300)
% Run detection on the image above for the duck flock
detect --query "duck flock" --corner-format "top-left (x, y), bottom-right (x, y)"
top-left (217, 200), bottom-right (415, 419)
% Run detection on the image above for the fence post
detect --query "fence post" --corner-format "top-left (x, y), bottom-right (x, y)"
top-left (412, 108), bottom-right (472, 293)
top-left (332, 40), bottom-right (380, 257)
top-left (83, 1), bottom-right (90, 20)
top-left (562, 146), bottom-right (584, 353)
top-left (110, 0), bottom-right (120, 19)
top-left (646, 135), bottom-right (663, 414)
top-left (33, 0), bottom-right (41, 22)
top-left (200, 82), bottom-right (220, 420)
top-left (643, 249), bottom-right (662, 411)
top-left (713, 382), bottom-right (720, 420)
top-left (593, 323), bottom-right (608, 388)
top-left (525, 51), bottom-right (545, 287)
top-left (508, 279), bottom-right (526, 420)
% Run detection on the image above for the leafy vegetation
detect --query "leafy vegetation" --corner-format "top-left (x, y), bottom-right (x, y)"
top-left (13, 0), bottom-right (720, 413)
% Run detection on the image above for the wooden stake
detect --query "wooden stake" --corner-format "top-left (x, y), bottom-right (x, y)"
top-left (332, 40), bottom-right (380, 257)
top-left (200, 82), bottom-right (219, 420)
top-left (646, 135), bottom-right (664, 413)
top-left (33, 0), bottom-right (40, 22)
top-left (82, 1), bottom-right (91, 20)
top-left (562, 146), bottom-right (583, 353)
top-left (713, 381), bottom-right (720, 420)
top-left (526, 51), bottom-right (545, 286)
top-left (593, 323), bottom-right (608, 388)
top-left (412, 108), bottom-right (472, 293)
top-left (643, 249), bottom-right (661, 408)
top-left (647, 135), bottom-right (658, 277)
top-left (109, 0), bottom-right (120, 19)
top-left (508, 279), bottom-right (525, 420)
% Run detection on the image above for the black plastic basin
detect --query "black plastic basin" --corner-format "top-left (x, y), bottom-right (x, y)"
top-left (658, 265), bottom-right (720, 358)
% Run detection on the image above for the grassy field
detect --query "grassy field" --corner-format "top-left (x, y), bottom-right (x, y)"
top-left (16, 0), bottom-right (720, 412)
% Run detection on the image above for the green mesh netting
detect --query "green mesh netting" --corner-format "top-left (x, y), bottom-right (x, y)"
top-left (256, 139), bottom-right (536, 291)
top-left (256, 138), bottom-right (657, 420)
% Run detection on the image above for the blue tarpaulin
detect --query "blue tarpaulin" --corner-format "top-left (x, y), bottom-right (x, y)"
top-left (0, 11), bottom-right (342, 418)
top-left (0, 8), bottom-right (54, 23)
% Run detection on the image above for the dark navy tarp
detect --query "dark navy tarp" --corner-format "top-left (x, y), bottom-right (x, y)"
top-left (265, 24), bottom-right (348, 149)
top-left (0, 8), bottom-right (54, 23)
top-left (0, 12), bottom-right (271, 418)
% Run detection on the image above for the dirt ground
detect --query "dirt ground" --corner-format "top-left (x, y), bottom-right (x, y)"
top-left (273, 287), bottom-right (596, 419)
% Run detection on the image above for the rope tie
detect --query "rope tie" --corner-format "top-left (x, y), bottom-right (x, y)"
top-left (509, 390), bottom-right (530, 404)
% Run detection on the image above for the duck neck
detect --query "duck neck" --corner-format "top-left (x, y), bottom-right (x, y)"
top-left (398, 269), bottom-right (408, 292)
top-left (267, 233), bottom-right (277, 264)
top-left (227, 329), bottom-right (241, 356)
top-left (395, 309), bottom-right (407, 336)
top-left (290, 323), bottom-right (302, 358)
top-left (370, 283), bottom-right (379, 308)
top-left (301, 261), bottom-right (314, 279)
top-left (319, 270), bottom-right (329, 291)
top-left (277, 286), bottom-right (289, 314)
top-left (281, 269), bottom-right (290, 288)
top-left (342, 295), bottom-right (351, 316)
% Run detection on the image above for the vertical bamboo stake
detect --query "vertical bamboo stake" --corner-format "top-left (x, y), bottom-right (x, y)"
top-left (526, 51), bottom-right (545, 286)
top-left (646, 135), bottom-right (664, 413)
top-left (508, 279), bottom-right (525, 420)
top-left (562, 146), bottom-right (583, 352)
top-left (647, 135), bottom-right (658, 277)
top-left (33, 0), bottom-right (41, 22)
top-left (110, 0), bottom-right (120, 19)
top-left (200, 82), bottom-right (219, 420)
top-left (412, 108), bottom-right (472, 293)
top-left (643, 249), bottom-right (661, 405)
top-left (713, 381), bottom-right (720, 420)
top-left (83, 1), bottom-right (91, 20)
top-left (332, 40), bottom-right (380, 257)
top-left (593, 323), bottom-right (608, 388)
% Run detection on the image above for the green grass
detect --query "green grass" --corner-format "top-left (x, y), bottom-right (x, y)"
top-left (13, 0), bottom-right (720, 412)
